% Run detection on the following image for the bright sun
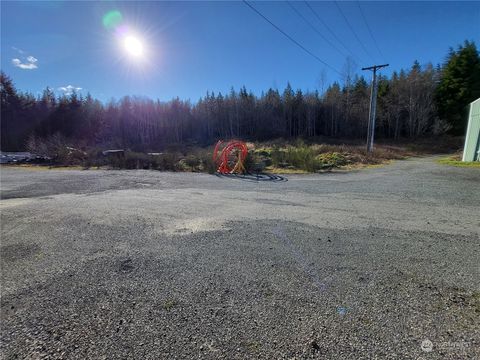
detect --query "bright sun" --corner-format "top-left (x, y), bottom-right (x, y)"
top-left (124, 36), bottom-right (143, 57)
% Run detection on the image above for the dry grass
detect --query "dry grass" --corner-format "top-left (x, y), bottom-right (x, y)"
top-left (1, 164), bottom-right (86, 171)
top-left (252, 141), bottom-right (413, 173)
top-left (4, 137), bottom-right (466, 173)
top-left (264, 167), bottom-right (309, 174)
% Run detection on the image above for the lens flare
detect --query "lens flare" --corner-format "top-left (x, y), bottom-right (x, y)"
top-left (101, 9), bottom-right (150, 68)
top-left (103, 10), bottom-right (123, 30)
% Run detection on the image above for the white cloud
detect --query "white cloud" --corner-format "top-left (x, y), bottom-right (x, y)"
top-left (12, 56), bottom-right (38, 70)
top-left (58, 85), bottom-right (82, 96)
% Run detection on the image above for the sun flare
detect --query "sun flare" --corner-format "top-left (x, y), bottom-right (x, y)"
top-left (124, 36), bottom-right (143, 57)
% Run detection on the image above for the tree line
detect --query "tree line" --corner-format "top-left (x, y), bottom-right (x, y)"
top-left (1, 41), bottom-right (479, 152)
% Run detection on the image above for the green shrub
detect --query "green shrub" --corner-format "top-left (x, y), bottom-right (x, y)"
top-left (254, 148), bottom-right (273, 167)
top-left (196, 150), bottom-right (217, 174)
top-left (175, 158), bottom-right (189, 171)
top-left (185, 155), bottom-right (201, 171)
top-left (271, 148), bottom-right (287, 168)
top-left (267, 145), bottom-right (351, 171)
top-left (315, 152), bottom-right (349, 169)
top-left (271, 146), bottom-right (314, 169)
top-left (157, 153), bottom-right (178, 171)
top-left (255, 149), bottom-right (272, 157)
top-left (284, 145), bottom-right (317, 171)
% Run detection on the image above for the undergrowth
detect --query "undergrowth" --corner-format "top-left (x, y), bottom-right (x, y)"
top-left (18, 136), bottom-right (468, 173)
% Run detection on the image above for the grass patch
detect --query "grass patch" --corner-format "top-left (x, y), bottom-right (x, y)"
top-left (437, 155), bottom-right (480, 168)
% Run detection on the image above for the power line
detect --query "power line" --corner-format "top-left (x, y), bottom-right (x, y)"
top-left (356, 1), bottom-right (385, 62)
top-left (242, 0), bottom-right (342, 75)
top-left (303, 1), bottom-right (361, 64)
top-left (286, 1), bottom-right (348, 59)
top-left (334, 1), bottom-right (374, 62)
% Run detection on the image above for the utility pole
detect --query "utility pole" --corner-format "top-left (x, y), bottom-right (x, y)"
top-left (362, 64), bottom-right (388, 152)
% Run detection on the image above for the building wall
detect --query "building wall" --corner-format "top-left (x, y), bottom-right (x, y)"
top-left (462, 98), bottom-right (480, 162)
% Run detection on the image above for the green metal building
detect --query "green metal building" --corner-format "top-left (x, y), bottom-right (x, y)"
top-left (462, 98), bottom-right (480, 162)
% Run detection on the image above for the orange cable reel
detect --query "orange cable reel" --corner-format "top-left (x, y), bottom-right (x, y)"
top-left (213, 140), bottom-right (249, 174)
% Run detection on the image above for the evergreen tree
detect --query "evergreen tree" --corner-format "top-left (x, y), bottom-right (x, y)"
top-left (0, 41), bottom-right (472, 151)
top-left (436, 40), bottom-right (480, 134)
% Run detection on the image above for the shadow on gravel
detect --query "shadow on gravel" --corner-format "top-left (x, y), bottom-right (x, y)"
top-left (214, 172), bottom-right (287, 182)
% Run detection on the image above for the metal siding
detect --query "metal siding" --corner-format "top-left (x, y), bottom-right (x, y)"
top-left (462, 98), bottom-right (480, 162)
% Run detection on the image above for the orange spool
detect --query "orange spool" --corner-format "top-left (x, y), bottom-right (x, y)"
top-left (213, 140), bottom-right (248, 174)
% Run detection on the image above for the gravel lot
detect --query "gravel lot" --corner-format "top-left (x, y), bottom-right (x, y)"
top-left (1, 157), bottom-right (479, 359)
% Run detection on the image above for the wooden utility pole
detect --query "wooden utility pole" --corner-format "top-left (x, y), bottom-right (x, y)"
top-left (362, 64), bottom-right (389, 152)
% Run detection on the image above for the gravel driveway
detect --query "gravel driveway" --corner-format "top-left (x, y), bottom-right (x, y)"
top-left (1, 157), bottom-right (479, 359)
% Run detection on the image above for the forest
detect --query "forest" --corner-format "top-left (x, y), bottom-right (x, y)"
top-left (1, 41), bottom-right (479, 154)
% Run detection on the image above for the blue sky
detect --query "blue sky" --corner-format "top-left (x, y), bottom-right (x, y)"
top-left (1, 1), bottom-right (479, 103)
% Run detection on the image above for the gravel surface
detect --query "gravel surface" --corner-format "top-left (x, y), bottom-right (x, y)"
top-left (1, 157), bottom-right (479, 359)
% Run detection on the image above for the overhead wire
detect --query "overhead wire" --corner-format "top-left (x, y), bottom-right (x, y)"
top-left (333, 1), bottom-right (375, 63)
top-left (303, 1), bottom-right (362, 64)
top-left (243, 0), bottom-right (342, 76)
top-left (286, 1), bottom-right (348, 59)
top-left (356, 1), bottom-right (385, 62)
